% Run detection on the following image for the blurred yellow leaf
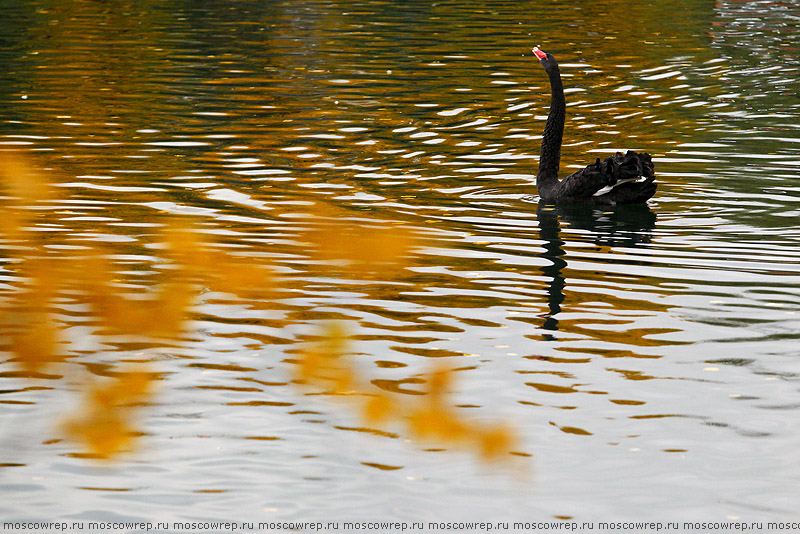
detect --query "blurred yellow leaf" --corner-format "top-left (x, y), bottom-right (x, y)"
top-left (0, 155), bottom-right (53, 244)
top-left (0, 155), bottom-right (52, 205)
top-left (161, 224), bottom-right (205, 268)
top-left (207, 257), bottom-right (276, 299)
top-left (477, 424), bottom-right (519, 463)
top-left (63, 409), bottom-right (134, 460)
top-left (408, 404), bottom-right (469, 442)
top-left (427, 365), bottom-right (454, 401)
top-left (310, 222), bottom-right (414, 273)
top-left (89, 369), bottom-right (156, 408)
top-left (0, 257), bottom-right (65, 372)
top-left (62, 367), bottom-right (156, 460)
top-left (362, 393), bottom-right (394, 425)
top-left (9, 314), bottom-right (61, 372)
top-left (296, 322), bottom-right (356, 393)
top-left (150, 281), bottom-right (194, 338)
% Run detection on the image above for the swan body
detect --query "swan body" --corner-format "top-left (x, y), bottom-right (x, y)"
top-left (532, 47), bottom-right (656, 205)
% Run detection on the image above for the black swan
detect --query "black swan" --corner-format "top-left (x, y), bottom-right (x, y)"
top-left (532, 46), bottom-right (656, 205)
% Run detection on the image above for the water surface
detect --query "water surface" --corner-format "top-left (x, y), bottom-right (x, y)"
top-left (2, 0), bottom-right (800, 526)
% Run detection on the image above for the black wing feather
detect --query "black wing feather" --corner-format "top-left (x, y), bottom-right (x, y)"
top-left (557, 151), bottom-right (655, 203)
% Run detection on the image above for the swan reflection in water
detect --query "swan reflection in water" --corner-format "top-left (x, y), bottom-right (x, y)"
top-left (536, 201), bottom-right (657, 335)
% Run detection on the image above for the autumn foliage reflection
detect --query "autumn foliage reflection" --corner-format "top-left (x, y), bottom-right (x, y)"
top-left (1, 154), bottom-right (520, 465)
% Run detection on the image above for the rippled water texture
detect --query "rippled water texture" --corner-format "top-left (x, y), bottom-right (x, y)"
top-left (2, 0), bottom-right (800, 525)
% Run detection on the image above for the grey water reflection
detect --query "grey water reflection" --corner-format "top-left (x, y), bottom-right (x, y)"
top-left (2, 0), bottom-right (800, 525)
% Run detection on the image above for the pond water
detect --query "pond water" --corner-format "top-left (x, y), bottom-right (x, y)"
top-left (2, 0), bottom-right (800, 528)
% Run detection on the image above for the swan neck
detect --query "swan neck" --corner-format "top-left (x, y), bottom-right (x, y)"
top-left (537, 67), bottom-right (565, 187)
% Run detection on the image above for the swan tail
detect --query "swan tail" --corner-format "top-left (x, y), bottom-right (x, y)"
top-left (592, 151), bottom-right (657, 205)
top-left (556, 150), bottom-right (656, 204)
top-left (606, 150), bottom-right (654, 184)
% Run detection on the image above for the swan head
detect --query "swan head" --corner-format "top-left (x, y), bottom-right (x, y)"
top-left (532, 46), bottom-right (558, 72)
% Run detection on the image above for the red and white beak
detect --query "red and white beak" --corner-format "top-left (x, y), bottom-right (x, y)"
top-left (532, 47), bottom-right (547, 61)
